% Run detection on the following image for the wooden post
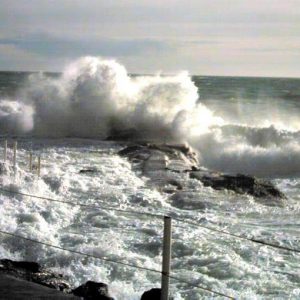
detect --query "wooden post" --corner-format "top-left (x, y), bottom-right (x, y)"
top-left (29, 152), bottom-right (33, 172)
top-left (37, 155), bottom-right (41, 177)
top-left (3, 140), bottom-right (7, 162)
top-left (161, 216), bottom-right (172, 300)
top-left (13, 141), bottom-right (17, 172)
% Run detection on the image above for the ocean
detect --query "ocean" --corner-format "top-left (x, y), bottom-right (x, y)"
top-left (0, 57), bottom-right (300, 299)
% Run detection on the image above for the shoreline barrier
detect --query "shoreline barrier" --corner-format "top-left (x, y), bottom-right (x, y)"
top-left (1, 139), bottom-right (41, 177)
top-left (29, 152), bottom-right (33, 172)
top-left (13, 141), bottom-right (17, 173)
top-left (161, 216), bottom-right (172, 300)
top-left (0, 228), bottom-right (234, 299)
top-left (37, 155), bottom-right (41, 177)
top-left (3, 140), bottom-right (7, 162)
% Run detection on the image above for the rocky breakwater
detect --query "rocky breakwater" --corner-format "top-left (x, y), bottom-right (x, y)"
top-left (0, 259), bottom-right (114, 299)
top-left (0, 259), bottom-right (164, 299)
top-left (118, 142), bottom-right (286, 207)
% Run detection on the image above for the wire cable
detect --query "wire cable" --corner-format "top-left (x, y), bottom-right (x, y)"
top-left (174, 218), bottom-right (300, 254)
top-left (1, 187), bottom-right (299, 254)
top-left (0, 229), bottom-right (235, 299)
top-left (169, 275), bottom-right (235, 299)
top-left (0, 187), bottom-right (164, 220)
top-left (0, 229), bottom-right (161, 274)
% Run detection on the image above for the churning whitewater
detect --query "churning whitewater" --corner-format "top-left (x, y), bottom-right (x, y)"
top-left (1, 57), bottom-right (300, 176)
top-left (0, 57), bottom-right (300, 299)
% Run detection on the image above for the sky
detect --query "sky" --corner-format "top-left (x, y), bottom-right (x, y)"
top-left (0, 0), bottom-right (299, 77)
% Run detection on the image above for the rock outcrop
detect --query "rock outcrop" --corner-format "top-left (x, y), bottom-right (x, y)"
top-left (140, 288), bottom-right (161, 300)
top-left (118, 142), bottom-right (286, 206)
top-left (189, 171), bottom-right (286, 204)
top-left (0, 259), bottom-right (161, 300)
top-left (0, 259), bottom-right (71, 292)
top-left (72, 281), bottom-right (114, 300)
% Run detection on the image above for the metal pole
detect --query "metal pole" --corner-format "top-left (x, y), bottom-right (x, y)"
top-left (13, 141), bottom-right (17, 172)
top-left (161, 216), bottom-right (172, 300)
top-left (3, 140), bottom-right (7, 162)
top-left (29, 152), bottom-right (33, 172)
top-left (37, 155), bottom-right (41, 177)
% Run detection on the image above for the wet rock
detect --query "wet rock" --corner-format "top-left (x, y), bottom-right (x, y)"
top-left (190, 172), bottom-right (285, 204)
top-left (0, 259), bottom-right (71, 292)
top-left (118, 142), bottom-right (286, 204)
top-left (118, 145), bottom-right (145, 157)
top-left (141, 288), bottom-right (161, 300)
top-left (79, 168), bottom-right (98, 174)
top-left (72, 281), bottom-right (114, 300)
top-left (162, 179), bottom-right (184, 194)
top-left (118, 142), bottom-right (199, 172)
top-left (0, 260), bottom-right (41, 273)
top-left (170, 192), bottom-right (213, 210)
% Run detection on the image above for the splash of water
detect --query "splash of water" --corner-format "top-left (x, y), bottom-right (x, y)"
top-left (1, 56), bottom-right (300, 177)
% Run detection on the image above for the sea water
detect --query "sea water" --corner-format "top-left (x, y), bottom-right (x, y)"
top-left (0, 58), bottom-right (300, 299)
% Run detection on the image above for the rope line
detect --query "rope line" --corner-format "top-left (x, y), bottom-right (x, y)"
top-left (169, 275), bottom-right (235, 299)
top-left (0, 229), bottom-right (234, 299)
top-left (174, 218), bottom-right (300, 254)
top-left (1, 187), bottom-right (299, 254)
top-left (0, 187), bottom-right (164, 220)
top-left (0, 229), bottom-right (161, 274)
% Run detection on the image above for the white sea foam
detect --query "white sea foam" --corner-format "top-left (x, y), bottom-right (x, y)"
top-left (0, 56), bottom-right (300, 177)
top-left (0, 139), bottom-right (299, 299)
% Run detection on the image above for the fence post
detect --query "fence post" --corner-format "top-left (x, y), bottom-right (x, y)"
top-left (13, 141), bottom-right (17, 172)
top-left (3, 140), bottom-right (7, 162)
top-left (161, 216), bottom-right (172, 300)
top-left (37, 155), bottom-right (41, 177)
top-left (29, 152), bottom-right (33, 172)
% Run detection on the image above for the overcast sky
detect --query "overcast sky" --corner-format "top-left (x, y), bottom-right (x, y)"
top-left (0, 0), bottom-right (299, 77)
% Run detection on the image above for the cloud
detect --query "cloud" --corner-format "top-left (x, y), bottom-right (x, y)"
top-left (0, 0), bottom-right (299, 76)
top-left (0, 34), bottom-right (170, 58)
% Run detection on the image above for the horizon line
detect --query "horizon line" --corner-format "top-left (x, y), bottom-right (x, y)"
top-left (0, 69), bottom-right (299, 80)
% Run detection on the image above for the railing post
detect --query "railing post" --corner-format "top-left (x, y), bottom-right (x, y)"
top-left (3, 140), bottom-right (7, 162)
top-left (29, 152), bottom-right (33, 172)
top-left (161, 216), bottom-right (172, 300)
top-left (37, 155), bottom-right (41, 177)
top-left (13, 141), bottom-right (17, 172)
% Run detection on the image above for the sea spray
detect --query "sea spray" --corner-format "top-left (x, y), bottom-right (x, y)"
top-left (0, 68), bottom-right (300, 299)
top-left (1, 56), bottom-right (300, 176)
top-left (13, 57), bottom-right (205, 140)
top-left (0, 100), bottom-right (34, 134)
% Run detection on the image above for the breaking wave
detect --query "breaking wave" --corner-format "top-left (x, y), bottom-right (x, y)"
top-left (1, 56), bottom-right (300, 177)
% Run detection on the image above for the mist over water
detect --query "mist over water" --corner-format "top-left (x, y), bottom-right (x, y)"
top-left (1, 56), bottom-right (300, 176)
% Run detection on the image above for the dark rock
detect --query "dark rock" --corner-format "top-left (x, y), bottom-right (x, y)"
top-left (190, 172), bottom-right (286, 204)
top-left (0, 273), bottom-right (79, 299)
top-left (164, 180), bottom-right (183, 191)
top-left (0, 259), bottom-right (41, 273)
top-left (118, 143), bottom-right (199, 171)
top-left (118, 145), bottom-right (146, 157)
top-left (0, 259), bottom-right (71, 293)
top-left (79, 168), bottom-right (98, 174)
top-left (141, 288), bottom-right (161, 300)
top-left (118, 142), bottom-right (286, 205)
top-left (72, 281), bottom-right (114, 300)
top-left (170, 192), bottom-right (213, 210)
